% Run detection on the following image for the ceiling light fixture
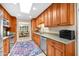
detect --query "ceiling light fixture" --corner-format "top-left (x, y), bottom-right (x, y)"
top-left (20, 2), bottom-right (32, 13)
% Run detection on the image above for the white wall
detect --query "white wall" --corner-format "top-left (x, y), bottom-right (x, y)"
top-left (77, 3), bottom-right (79, 56)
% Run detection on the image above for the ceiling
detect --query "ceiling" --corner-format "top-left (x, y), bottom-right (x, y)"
top-left (1, 3), bottom-right (51, 21)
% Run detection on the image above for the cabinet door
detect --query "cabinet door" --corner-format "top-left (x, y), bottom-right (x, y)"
top-left (36, 18), bottom-right (39, 27)
top-left (47, 39), bottom-right (55, 56)
top-left (44, 4), bottom-right (60, 27)
top-left (36, 35), bottom-right (40, 46)
top-left (55, 47), bottom-right (64, 56)
top-left (31, 19), bottom-right (36, 32)
top-left (44, 7), bottom-right (52, 27)
top-left (3, 38), bottom-right (10, 56)
top-left (32, 33), bottom-right (36, 41)
top-left (35, 35), bottom-right (40, 46)
top-left (39, 15), bottom-right (41, 24)
top-left (47, 39), bottom-right (65, 56)
top-left (33, 34), bottom-right (40, 46)
top-left (47, 44), bottom-right (55, 56)
top-left (37, 16), bottom-right (40, 25)
top-left (67, 4), bottom-right (74, 25)
top-left (44, 10), bottom-right (48, 27)
top-left (60, 4), bottom-right (68, 25)
top-left (47, 7), bottom-right (52, 27)
top-left (47, 41), bottom-right (64, 56)
top-left (51, 4), bottom-right (58, 26)
top-left (41, 14), bottom-right (44, 23)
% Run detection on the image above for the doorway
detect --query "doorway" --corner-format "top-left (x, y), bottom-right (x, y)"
top-left (17, 21), bottom-right (31, 42)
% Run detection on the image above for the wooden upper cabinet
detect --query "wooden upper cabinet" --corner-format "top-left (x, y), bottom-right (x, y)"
top-left (38, 16), bottom-right (41, 24)
top-left (41, 14), bottom-right (44, 23)
top-left (47, 7), bottom-right (52, 27)
top-left (59, 3), bottom-right (74, 25)
top-left (51, 4), bottom-right (59, 27)
top-left (44, 3), bottom-right (74, 27)
top-left (44, 9), bottom-right (49, 27)
top-left (32, 3), bottom-right (74, 27)
top-left (59, 4), bottom-right (68, 25)
top-left (36, 18), bottom-right (39, 27)
top-left (67, 4), bottom-right (74, 25)
top-left (44, 4), bottom-right (59, 27)
top-left (36, 13), bottom-right (44, 25)
top-left (39, 14), bottom-right (44, 24)
top-left (31, 19), bottom-right (36, 32)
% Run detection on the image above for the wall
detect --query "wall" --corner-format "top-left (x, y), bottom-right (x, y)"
top-left (77, 3), bottom-right (79, 56)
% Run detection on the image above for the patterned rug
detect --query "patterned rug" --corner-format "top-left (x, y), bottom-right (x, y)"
top-left (9, 40), bottom-right (42, 56)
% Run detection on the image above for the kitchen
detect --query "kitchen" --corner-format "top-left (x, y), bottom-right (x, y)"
top-left (31, 3), bottom-right (76, 56)
top-left (0, 3), bottom-right (77, 56)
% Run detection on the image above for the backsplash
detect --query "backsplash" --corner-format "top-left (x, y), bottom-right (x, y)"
top-left (40, 23), bottom-right (76, 34)
top-left (39, 4), bottom-right (76, 34)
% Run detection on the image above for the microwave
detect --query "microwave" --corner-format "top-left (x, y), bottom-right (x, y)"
top-left (59, 30), bottom-right (75, 40)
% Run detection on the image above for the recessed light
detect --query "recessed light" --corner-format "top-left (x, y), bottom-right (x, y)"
top-left (29, 16), bottom-right (32, 18)
top-left (33, 7), bottom-right (37, 11)
top-left (20, 2), bottom-right (32, 13)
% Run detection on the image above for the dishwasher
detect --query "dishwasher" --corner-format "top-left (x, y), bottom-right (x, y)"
top-left (40, 36), bottom-right (47, 55)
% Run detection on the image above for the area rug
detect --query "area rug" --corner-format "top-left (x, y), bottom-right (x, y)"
top-left (9, 40), bottom-right (42, 56)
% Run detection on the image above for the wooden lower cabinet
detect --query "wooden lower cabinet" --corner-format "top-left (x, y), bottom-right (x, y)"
top-left (55, 47), bottom-right (65, 56)
top-left (32, 33), bottom-right (40, 46)
top-left (47, 39), bottom-right (75, 56)
top-left (3, 38), bottom-right (10, 56)
top-left (47, 44), bottom-right (55, 56)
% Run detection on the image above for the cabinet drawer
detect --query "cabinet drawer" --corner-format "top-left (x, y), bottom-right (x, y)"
top-left (47, 39), bottom-right (55, 45)
top-left (47, 39), bottom-right (65, 50)
top-left (55, 41), bottom-right (65, 50)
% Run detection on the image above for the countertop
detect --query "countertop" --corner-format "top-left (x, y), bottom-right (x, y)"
top-left (34, 32), bottom-right (75, 44)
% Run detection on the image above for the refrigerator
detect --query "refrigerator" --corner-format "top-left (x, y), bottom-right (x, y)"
top-left (0, 19), bottom-right (3, 56)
